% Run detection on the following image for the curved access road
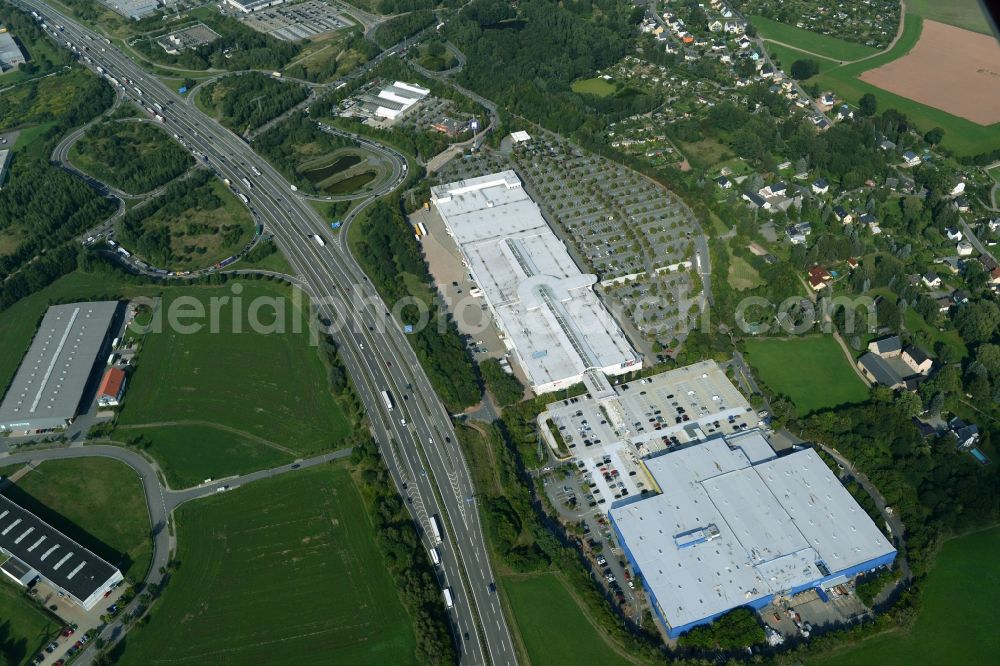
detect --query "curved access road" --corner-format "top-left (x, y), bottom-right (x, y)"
top-left (0, 443), bottom-right (353, 666)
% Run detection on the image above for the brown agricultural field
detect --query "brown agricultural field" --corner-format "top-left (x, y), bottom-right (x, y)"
top-left (860, 20), bottom-right (1000, 126)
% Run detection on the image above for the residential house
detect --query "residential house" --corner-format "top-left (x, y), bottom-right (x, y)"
top-left (957, 241), bottom-right (975, 257)
top-left (936, 295), bottom-right (954, 312)
top-left (724, 18), bottom-right (746, 33)
top-left (952, 289), bottom-right (970, 305)
top-left (857, 336), bottom-right (933, 390)
top-left (879, 139), bottom-right (896, 151)
top-left (787, 226), bottom-right (807, 245)
top-left (847, 257), bottom-right (859, 270)
top-left (950, 182), bottom-right (966, 196)
top-left (742, 192), bottom-right (770, 209)
top-left (812, 178), bottom-right (829, 195)
top-left (834, 104), bottom-right (853, 121)
top-left (989, 266), bottom-right (1000, 286)
top-left (820, 93), bottom-right (836, 106)
top-left (902, 347), bottom-right (933, 375)
top-left (760, 64), bottom-right (775, 78)
top-left (858, 213), bottom-right (877, 226)
top-left (708, 19), bottom-right (723, 32)
top-left (833, 206), bottom-right (853, 224)
top-left (949, 417), bottom-right (980, 449)
top-left (807, 266), bottom-right (832, 291)
top-left (987, 218), bottom-right (1000, 233)
top-left (945, 226), bottom-right (963, 241)
top-left (716, 176), bottom-right (732, 189)
top-left (954, 196), bottom-right (970, 212)
top-left (737, 35), bottom-right (752, 49)
top-left (903, 151), bottom-right (922, 167)
top-left (760, 182), bottom-right (787, 198)
top-left (922, 272), bottom-right (942, 288)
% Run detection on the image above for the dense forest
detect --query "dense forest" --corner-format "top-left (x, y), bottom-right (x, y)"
top-left (353, 200), bottom-right (479, 411)
top-left (373, 10), bottom-right (436, 49)
top-left (0, 66), bottom-right (115, 307)
top-left (73, 121), bottom-right (192, 194)
top-left (202, 73), bottom-right (309, 133)
top-left (447, 0), bottom-right (652, 133)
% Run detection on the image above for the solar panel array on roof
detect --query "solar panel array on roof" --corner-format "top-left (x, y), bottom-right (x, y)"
top-left (0, 494), bottom-right (122, 609)
top-left (0, 302), bottom-right (118, 432)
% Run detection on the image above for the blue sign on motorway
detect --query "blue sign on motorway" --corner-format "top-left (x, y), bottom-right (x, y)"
top-left (403, 324), bottom-right (414, 334)
top-left (330, 221), bottom-right (342, 229)
top-left (178, 86), bottom-right (187, 94)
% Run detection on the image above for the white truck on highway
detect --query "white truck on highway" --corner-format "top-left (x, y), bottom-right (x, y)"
top-left (237, 193), bottom-right (250, 204)
top-left (251, 166), bottom-right (262, 176)
top-left (312, 234), bottom-right (325, 247)
top-left (241, 176), bottom-right (253, 190)
top-left (381, 389), bottom-right (394, 412)
top-left (442, 587), bottom-right (454, 609)
top-left (429, 547), bottom-right (440, 566)
top-left (429, 515), bottom-right (443, 545)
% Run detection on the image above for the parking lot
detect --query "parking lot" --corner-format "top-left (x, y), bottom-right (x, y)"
top-left (29, 577), bottom-right (128, 666)
top-left (407, 206), bottom-right (510, 364)
top-left (240, 0), bottom-right (353, 41)
top-left (399, 97), bottom-right (474, 138)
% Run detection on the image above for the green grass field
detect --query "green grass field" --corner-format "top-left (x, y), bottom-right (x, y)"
top-left (744, 336), bottom-right (869, 416)
top-left (816, 525), bottom-right (1000, 665)
top-left (504, 573), bottom-right (631, 666)
top-left (749, 15), bottom-right (878, 61)
top-left (812, 15), bottom-right (1000, 156)
top-left (69, 121), bottom-right (193, 195)
top-left (115, 280), bottom-right (351, 486)
top-left (571, 77), bottom-right (616, 97)
top-left (906, 0), bottom-right (994, 34)
top-left (120, 424), bottom-right (293, 488)
top-left (0, 579), bottom-right (59, 666)
top-left (118, 464), bottom-right (416, 665)
top-left (679, 137), bottom-right (730, 169)
top-left (764, 42), bottom-right (839, 79)
top-left (2, 459), bottom-right (152, 580)
top-left (727, 255), bottom-right (765, 291)
top-left (987, 164), bottom-right (1000, 182)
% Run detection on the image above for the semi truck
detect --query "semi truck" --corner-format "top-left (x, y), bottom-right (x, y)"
top-left (251, 166), bottom-right (262, 176)
top-left (381, 389), bottom-right (394, 411)
top-left (237, 193), bottom-right (250, 204)
top-left (312, 234), bottom-right (325, 247)
top-left (429, 547), bottom-right (440, 566)
top-left (442, 588), bottom-right (453, 609)
top-left (241, 177), bottom-right (253, 190)
top-left (429, 515), bottom-right (443, 545)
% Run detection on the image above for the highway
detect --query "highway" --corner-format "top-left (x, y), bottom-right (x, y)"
top-left (19, 2), bottom-right (515, 663)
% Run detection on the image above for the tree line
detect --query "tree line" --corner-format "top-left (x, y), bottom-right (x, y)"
top-left (349, 437), bottom-right (458, 665)
top-left (352, 199), bottom-right (480, 411)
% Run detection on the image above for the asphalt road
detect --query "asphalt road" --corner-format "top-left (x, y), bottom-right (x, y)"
top-left (20, 3), bottom-right (515, 663)
top-left (0, 444), bottom-right (354, 664)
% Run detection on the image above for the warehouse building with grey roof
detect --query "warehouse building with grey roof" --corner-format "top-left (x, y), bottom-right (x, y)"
top-left (0, 302), bottom-right (120, 433)
top-left (0, 494), bottom-right (123, 610)
top-left (610, 436), bottom-right (896, 638)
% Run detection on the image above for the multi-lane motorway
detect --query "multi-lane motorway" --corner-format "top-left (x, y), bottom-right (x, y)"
top-left (17, 2), bottom-right (515, 663)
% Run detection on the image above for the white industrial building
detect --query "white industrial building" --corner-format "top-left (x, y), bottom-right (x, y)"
top-left (98, 0), bottom-right (162, 20)
top-left (0, 302), bottom-right (120, 433)
top-left (0, 149), bottom-right (11, 190)
top-left (610, 435), bottom-right (897, 638)
top-left (362, 80), bottom-right (430, 120)
top-left (225, 0), bottom-right (286, 12)
top-left (431, 171), bottom-right (639, 394)
top-left (0, 495), bottom-right (124, 610)
top-left (0, 30), bottom-right (26, 72)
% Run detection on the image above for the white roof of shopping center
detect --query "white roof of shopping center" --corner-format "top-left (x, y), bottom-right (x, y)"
top-left (611, 439), bottom-right (895, 631)
top-left (431, 172), bottom-right (638, 391)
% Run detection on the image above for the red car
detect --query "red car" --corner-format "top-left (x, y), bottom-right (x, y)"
top-left (61, 627), bottom-right (74, 637)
